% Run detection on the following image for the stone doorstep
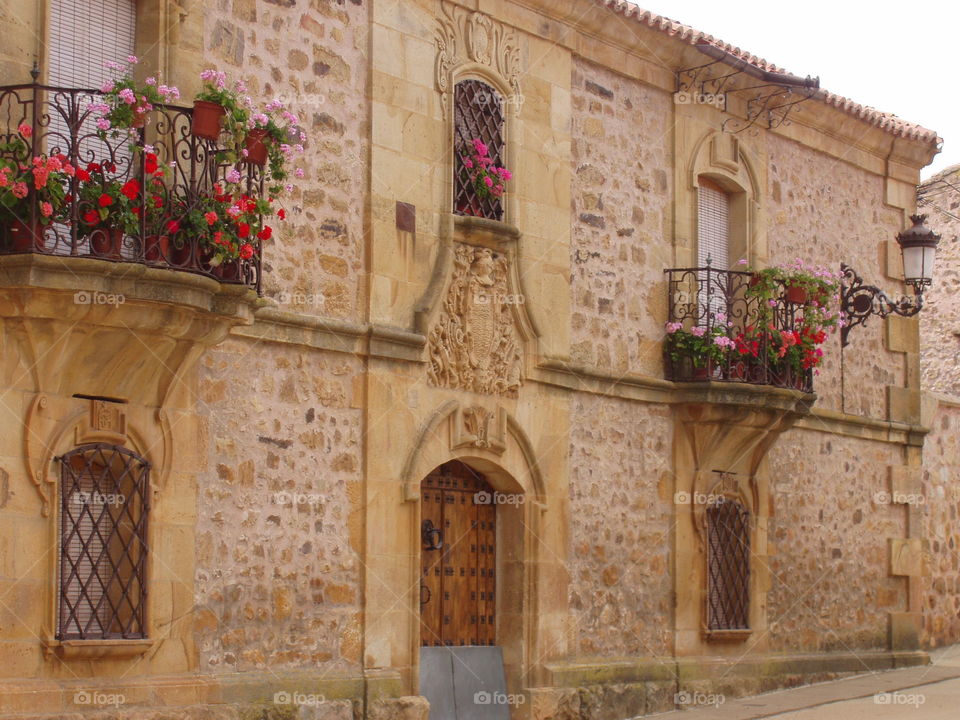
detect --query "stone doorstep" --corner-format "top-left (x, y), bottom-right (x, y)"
top-left (650, 663), bottom-right (960, 719)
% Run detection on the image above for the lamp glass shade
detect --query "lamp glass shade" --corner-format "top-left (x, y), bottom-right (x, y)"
top-left (902, 244), bottom-right (936, 284)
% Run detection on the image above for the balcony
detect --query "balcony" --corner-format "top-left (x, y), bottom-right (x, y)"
top-left (664, 266), bottom-right (816, 393)
top-left (0, 83), bottom-right (264, 292)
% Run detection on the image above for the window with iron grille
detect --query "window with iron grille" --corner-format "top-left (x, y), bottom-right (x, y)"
top-left (706, 497), bottom-right (750, 631)
top-left (454, 79), bottom-right (505, 221)
top-left (57, 444), bottom-right (149, 640)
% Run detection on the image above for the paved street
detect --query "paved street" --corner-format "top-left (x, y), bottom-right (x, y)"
top-left (654, 646), bottom-right (960, 719)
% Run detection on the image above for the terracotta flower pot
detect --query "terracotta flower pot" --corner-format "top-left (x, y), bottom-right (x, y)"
top-left (191, 100), bottom-right (226, 141)
top-left (785, 284), bottom-right (808, 304)
top-left (212, 259), bottom-right (241, 281)
top-left (143, 234), bottom-right (170, 263)
top-left (131, 110), bottom-right (147, 129)
top-left (89, 228), bottom-right (124, 260)
top-left (8, 219), bottom-right (45, 252)
top-left (692, 365), bottom-right (710, 381)
top-left (244, 129), bottom-right (269, 166)
top-left (168, 237), bottom-right (195, 268)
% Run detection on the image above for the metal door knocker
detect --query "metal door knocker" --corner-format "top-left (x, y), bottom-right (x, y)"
top-left (422, 519), bottom-right (444, 550)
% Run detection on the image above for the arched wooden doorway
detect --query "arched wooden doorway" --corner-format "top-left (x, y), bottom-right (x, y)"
top-left (419, 460), bottom-right (496, 647)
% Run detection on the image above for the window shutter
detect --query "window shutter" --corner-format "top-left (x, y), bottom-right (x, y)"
top-left (48, 0), bottom-right (137, 88)
top-left (697, 181), bottom-right (730, 270)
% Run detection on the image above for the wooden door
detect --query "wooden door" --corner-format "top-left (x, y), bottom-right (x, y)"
top-left (420, 461), bottom-right (496, 647)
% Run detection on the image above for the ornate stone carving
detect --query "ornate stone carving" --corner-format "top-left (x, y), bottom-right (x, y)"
top-left (452, 405), bottom-right (506, 454)
top-left (92, 399), bottom-right (126, 435)
top-left (436, 3), bottom-right (522, 118)
top-left (427, 244), bottom-right (523, 396)
top-left (463, 406), bottom-right (491, 446)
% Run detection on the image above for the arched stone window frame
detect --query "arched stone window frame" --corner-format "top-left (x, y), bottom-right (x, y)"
top-left (26, 396), bottom-right (167, 659)
top-left (677, 131), bottom-right (766, 270)
top-left (444, 65), bottom-right (520, 227)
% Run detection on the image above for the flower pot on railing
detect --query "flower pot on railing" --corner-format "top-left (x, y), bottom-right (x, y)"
top-left (785, 283), bottom-right (808, 304)
top-left (143, 234), bottom-right (170, 263)
top-left (88, 228), bottom-right (124, 260)
top-left (8, 219), bottom-right (45, 252)
top-left (191, 100), bottom-right (226, 141)
top-left (211, 259), bottom-right (241, 281)
top-left (244, 129), bottom-right (269, 166)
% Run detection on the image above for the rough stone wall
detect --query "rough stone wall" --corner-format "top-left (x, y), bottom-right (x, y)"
top-left (568, 395), bottom-right (673, 657)
top-left (201, 0), bottom-right (367, 320)
top-left (766, 431), bottom-right (906, 651)
top-left (921, 400), bottom-right (960, 648)
top-left (195, 339), bottom-right (363, 673)
top-left (765, 134), bottom-right (905, 418)
top-left (919, 166), bottom-right (960, 398)
top-left (569, 59), bottom-right (674, 377)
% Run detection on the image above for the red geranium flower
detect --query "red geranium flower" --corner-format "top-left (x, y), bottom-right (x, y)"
top-left (239, 243), bottom-right (254, 260)
top-left (166, 220), bottom-right (180, 233)
top-left (237, 222), bottom-right (250, 238)
top-left (204, 211), bottom-right (218, 226)
top-left (83, 210), bottom-right (100, 224)
top-left (277, 208), bottom-right (286, 221)
top-left (121, 179), bottom-right (140, 200)
top-left (98, 194), bottom-right (113, 207)
top-left (144, 153), bottom-right (158, 174)
top-left (76, 168), bottom-right (91, 182)
top-left (257, 225), bottom-right (272, 241)
top-left (86, 162), bottom-right (101, 173)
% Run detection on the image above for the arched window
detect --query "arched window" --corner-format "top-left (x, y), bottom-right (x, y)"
top-left (57, 443), bottom-right (149, 640)
top-left (454, 79), bottom-right (505, 221)
top-left (706, 497), bottom-right (750, 631)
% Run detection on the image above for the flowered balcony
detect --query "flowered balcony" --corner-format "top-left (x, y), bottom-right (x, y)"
top-left (663, 265), bottom-right (841, 394)
top-left (0, 83), bottom-right (268, 292)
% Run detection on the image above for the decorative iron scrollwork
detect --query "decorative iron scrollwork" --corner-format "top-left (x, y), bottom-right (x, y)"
top-left (839, 263), bottom-right (923, 347)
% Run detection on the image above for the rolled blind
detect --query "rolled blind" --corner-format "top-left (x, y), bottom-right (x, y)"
top-left (47, 0), bottom-right (136, 88)
top-left (697, 181), bottom-right (730, 270)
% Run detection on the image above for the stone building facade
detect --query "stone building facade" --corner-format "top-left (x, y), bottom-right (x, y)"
top-left (0, 0), bottom-right (955, 719)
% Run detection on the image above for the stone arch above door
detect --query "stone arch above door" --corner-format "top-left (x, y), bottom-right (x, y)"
top-left (401, 400), bottom-right (546, 508)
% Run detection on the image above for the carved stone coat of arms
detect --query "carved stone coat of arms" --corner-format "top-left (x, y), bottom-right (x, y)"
top-left (427, 244), bottom-right (523, 396)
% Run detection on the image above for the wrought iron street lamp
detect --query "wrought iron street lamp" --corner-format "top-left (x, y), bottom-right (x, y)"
top-left (839, 214), bottom-right (941, 346)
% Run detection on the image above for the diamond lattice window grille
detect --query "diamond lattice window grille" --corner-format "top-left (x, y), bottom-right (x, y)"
top-left (454, 79), bottom-right (505, 221)
top-left (706, 498), bottom-right (751, 630)
top-left (57, 443), bottom-right (150, 640)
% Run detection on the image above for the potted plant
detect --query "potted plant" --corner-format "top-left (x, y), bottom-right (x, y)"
top-left (0, 125), bottom-right (73, 251)
top-left (192, 69), bottom-right (252, 147)
top-left (458, 137), bottom-right (511, 216)
top-left (76, 161), bottom-right (142, 258)
top-left (174, 184), bottom-right (270, 278)
top-left (244, 101), bottom-right (306, 196)
top-left (140, 150), bottom-right (174, 262)
top-left (91, 57), bottom-right (180, 136)
top-left (665, 316), bottom-right (735, 380)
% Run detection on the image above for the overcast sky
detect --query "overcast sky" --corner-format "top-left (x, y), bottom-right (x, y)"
top-left (635, 0), bottom-right (957, 179)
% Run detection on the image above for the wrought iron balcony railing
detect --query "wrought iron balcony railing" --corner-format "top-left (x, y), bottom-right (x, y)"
top-left (0, 83), bottom-right (264, 292)
top-left (664, 266), bottom-right (814, 393)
